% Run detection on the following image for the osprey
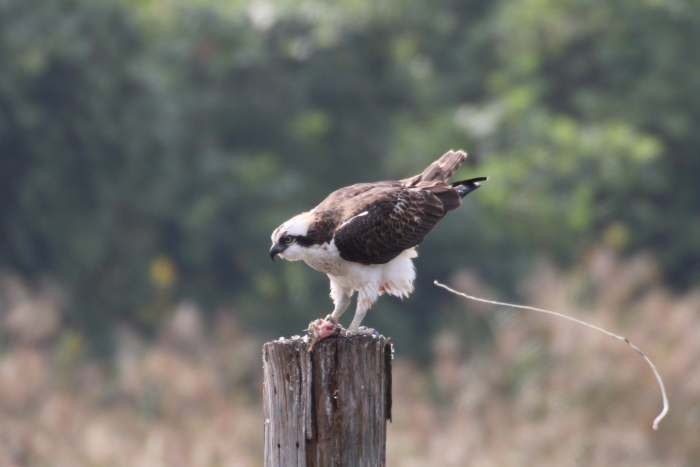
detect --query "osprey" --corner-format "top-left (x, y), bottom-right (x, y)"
top-left (270, 150), bottom-right (486, 334)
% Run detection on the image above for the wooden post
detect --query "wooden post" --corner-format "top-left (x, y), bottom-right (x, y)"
top-left (263, 335), bottom-right (392, 467)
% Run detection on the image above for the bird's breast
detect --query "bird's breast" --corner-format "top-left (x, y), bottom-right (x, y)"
top-left (301, 242), bottom-right (345, 276)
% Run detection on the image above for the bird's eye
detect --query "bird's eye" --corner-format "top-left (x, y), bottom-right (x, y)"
top-left (283, 236), bottom-right (293, 244)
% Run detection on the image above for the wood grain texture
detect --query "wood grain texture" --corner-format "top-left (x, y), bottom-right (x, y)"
top-left (263, 335), bottom-right (392, 467)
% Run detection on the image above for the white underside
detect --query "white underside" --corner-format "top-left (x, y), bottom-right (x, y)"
top-left (278, 240), bottom-right (417, 329)
top-left (326, 248), bottom-right (417, 298)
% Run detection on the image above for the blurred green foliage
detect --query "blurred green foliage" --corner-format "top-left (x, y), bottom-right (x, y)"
top-left (0, 0), bottom-right (697, 356)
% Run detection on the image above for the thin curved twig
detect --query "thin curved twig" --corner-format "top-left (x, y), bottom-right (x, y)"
top-left (434, 280), bottom-right (668, 430)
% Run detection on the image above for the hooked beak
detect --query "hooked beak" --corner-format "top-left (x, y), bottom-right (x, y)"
top-left (270, 243), bottom-right (286, 261)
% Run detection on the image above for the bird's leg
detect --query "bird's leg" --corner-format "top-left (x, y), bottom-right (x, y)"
top-left (328, 292), bottom-right (352, 324)
top-left (326, 282), bottom-right (353, 324)
top-left (347, 288), bottom-right (378, 333)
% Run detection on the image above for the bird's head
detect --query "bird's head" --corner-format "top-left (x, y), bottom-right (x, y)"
top-left (270, 212), bottom-right (314, 261)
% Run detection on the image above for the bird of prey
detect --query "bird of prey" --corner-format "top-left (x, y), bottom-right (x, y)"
top-left (270, 150), bottom-right (486, 336)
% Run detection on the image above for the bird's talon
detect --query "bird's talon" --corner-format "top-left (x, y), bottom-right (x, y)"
top-left (324, 314), bottom-right (338, 324)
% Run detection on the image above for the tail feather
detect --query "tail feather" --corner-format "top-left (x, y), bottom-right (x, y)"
top-left (451, 177), bottom-right (488, 198)
top-left (402, 150), bottom-right (467, 187)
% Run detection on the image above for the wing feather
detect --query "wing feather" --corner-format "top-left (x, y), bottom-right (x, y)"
top-left (332, 186), bottom-right (451, 264)
top-left (300, 182), bottom-right (403, 246)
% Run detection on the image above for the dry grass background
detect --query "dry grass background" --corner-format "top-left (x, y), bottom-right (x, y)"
top-left (0, 249), bottom-right (698, 466)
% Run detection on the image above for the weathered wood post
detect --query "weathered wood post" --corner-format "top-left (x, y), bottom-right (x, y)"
top-left (263, 334), bottom-right (392, 467)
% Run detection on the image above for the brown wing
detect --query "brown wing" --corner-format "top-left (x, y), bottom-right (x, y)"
top-left (300, 182), bottom-right (404, 246)
top-left (332, 186), bottom-right (458, 265)
top-left (313, 181), bottom-right (403, 214)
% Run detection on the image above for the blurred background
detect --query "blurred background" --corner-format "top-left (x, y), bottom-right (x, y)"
top-left (0, 0), bottom-right (699, 465)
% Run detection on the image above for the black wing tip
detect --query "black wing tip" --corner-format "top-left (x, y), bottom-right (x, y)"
top-left (451, 176), bottom-right (488, 198)
top-left (450, 176), bottom-right (488, 186)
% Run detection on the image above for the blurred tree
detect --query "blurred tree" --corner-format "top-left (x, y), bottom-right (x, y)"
top-left (479, 0), bottom-right (700, 288)
top-left (0, 0), bottom-right (697, 356)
